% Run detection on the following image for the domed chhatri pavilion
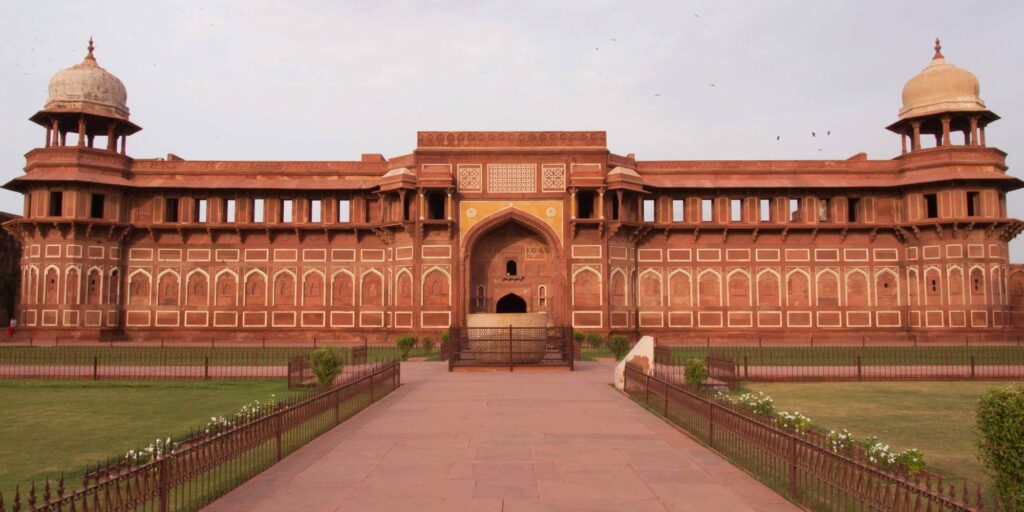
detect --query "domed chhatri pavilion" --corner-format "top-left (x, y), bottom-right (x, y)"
top-left (4, 39), bottom-right (1024, 343)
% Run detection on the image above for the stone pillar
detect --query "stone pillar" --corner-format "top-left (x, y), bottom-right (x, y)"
top-left (598, 189), bottom-right (605, 219)
top-left (45, 126), bottom-right (51, 148)
top-left (418, 190), bottom-right (425, 220)
top-left (911, 121), bottom-right (921, 151)
top-left (969, 117), bottom-right (979, 146)
top-left (900, 131), bottom-right (907, 155)
top-left (446, 190), bottom-right (452, 221)
top-left (616, 190), bottom-right (624, 221)
top-left (50, 119), bottom-right (59, 146)
top-left (107, 124), bottom-right (117, 151)
top-left (77, 115), bottom-right (86, 147)
top-left (980, 126), bottom-right (986, 147)
top-left (569, 188), bottom-right (576, 220)
top-left (941, 116), bottom-right (951, 147)
top-left (120, 135), bottom-right (126, 155)
top-left (398, 190), bottom-right (407, 222)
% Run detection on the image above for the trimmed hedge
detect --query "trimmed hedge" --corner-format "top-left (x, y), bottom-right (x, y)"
top-left (977, 385), bottom-right (1024, 509)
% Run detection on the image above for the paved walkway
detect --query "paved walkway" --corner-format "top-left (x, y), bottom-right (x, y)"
top-left (206, 362), bottom-right (797, 512)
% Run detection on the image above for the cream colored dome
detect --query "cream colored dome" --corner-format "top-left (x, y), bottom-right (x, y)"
top-left (43, 39), bottom-right (130, 121)
top-left (898, 39), bottom-right (986, 120)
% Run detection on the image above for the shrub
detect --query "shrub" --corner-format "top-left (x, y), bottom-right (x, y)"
top-left (895, 448), bottom-right (926, 475)
top-left (573, 330), bottom-right (585, 345)
top-left (308, 347), bottom-right (344, 387)
top-left (421, 337), bottom-right (435, 353)
top-left (585, 333), bottom-right (604, 348)
top-left (684, 358), bottom-right (708, 389)
top-left (827, 429), bottom-right (855, 455)
top-left (736, 392), bottom-right (775, 417)
top-left (864, 436), bottom-right (896, 468)
top-left (441, 331), bottom-right (449, 344)
top-left (606, 335), bottom-right (631, 360)
top-left (776, 411), bottom-right (811, 434)
top-left (396, 335), bottom-right (417, 361)
top-left (977, 385), bottom-right (1024, 508)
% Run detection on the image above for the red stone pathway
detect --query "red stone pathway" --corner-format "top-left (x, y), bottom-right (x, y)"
top-left (205, 362), bottom-right (797, 512)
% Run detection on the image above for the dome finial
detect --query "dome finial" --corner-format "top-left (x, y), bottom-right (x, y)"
top-left (933, 37), bottom-right (943, 60)
top-left (85, 36), bottom-right (96, 62)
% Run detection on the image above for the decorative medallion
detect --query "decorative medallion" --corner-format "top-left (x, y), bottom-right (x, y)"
top-left (466, 208), bottom-right (478, 219)
top-left (546, 207), bottom-right (557, 218)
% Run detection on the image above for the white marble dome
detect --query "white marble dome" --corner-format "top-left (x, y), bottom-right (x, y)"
top-left (43, 39), bottom-right (130, 121)
top-left (898, 40), bottom-right (987, 121)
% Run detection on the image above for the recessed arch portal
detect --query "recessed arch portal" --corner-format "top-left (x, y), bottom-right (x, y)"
top-left (495, 293), bottom-right (527, 313)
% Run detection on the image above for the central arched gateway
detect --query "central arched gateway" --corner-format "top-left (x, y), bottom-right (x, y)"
top-left (458, 210), bottom-right (565, 327)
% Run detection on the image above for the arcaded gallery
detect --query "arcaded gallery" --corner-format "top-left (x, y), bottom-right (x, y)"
top-left (5, 39), bottom-right (1024, 343)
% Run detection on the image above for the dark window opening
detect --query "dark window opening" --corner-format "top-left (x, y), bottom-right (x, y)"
top-left (925, 194), bottom-right (938, 219)
top-left (90, 193), bottom-right (104, 219)
top-left (847, 197), bottom-right (861, 223)
top-left (967, 192), bottom-right (980, 217)
top-left (427, 192), bottom-right (445, 219)
top-left (495, 293), bottom-right (527, 313)
top-left (973, 277), bottom-right (982, 292)
top-left (611, 195), bottom-right (620, 220)
top-left (506, 259), bottom-right (518, 276)
top-left (931, 279), bottom-right (938, 293)
top-left (578, 190), bottom-right (595, 219)
top-left (49, 191), bottom-right (63, 217)
top-left (164, 198), bottom-right (179, 223)
top-left (403, 194), bottom-right (412, 222)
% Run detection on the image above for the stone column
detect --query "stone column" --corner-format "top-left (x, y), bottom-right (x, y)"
top-left (598, 189), bottom-right (605, 219)
top-left (900, 131), bottom-right (907, 155)
top-left (107, 124), bottom-right (117, 151)
top-left (446, 190), bottom-right (452, 221)
top-left (980, 126), bottom-right (986, 147)
top-left (418, 190), bottom-right (425, 220)
top-left (569, 188), bottom-right (576, 220)
top-left (911, 121), bottom-right (921, 151)
top-left (941, 116), bottom-right (951, 146)
top-left (969, 117), bottom-right (979, 146)
top-left (77, 115), bottom-right (86, 147)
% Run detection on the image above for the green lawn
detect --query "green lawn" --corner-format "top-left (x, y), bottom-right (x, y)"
top-left (671, 345), bottom-right (1024, 366)
top-left (0, 379), bottom-right (297, 499)
top-left (0, 346), bottom-right (412, 366)
top-left (741, 381), bottom-right (1022, 494)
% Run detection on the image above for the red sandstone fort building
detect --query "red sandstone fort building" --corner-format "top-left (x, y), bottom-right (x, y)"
top-left (5, 39), bottom-right (1024, 343)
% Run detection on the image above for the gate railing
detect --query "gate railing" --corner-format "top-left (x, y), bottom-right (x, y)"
top-left (448, 326), bottom-right (574, 371)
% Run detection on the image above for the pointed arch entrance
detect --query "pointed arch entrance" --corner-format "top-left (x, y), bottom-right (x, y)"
top-left (495, 293), bottom-right (527, 313)
top-left (459, 209), bottom-right (564, 326)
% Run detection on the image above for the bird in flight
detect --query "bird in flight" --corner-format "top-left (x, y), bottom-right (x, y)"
top-left (827, 130), bottom-right (831, 136)
top-left (812, 132), bottom-right (816, 137)
top-left (709, 83), bottom-right (716, 87)
top-left (694, 13), bottom-right (700, 17)
top-left (611, 38), bottom-right (618, 42)
top-left (776, 136), bottom-right (781, 141)
top-left (654, 93), bottom-right (662, 97)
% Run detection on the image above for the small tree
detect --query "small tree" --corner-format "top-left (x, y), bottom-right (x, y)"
top-left (977, 385), bottom-right (1024, 509)
top-left (396, 335), bottom-right (417, 361)
top-left (606, 335), bottom-right (631, 361)
top-left (585, 333), bottom-right (603, 349)
top-left (421, 337), bottom-right (435, 353)
top-left (684, 358), bottom-right (709, 389)
top-left (308, 347), bottom-right (344, 387)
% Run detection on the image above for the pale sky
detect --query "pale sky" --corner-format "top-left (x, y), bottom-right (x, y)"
top-left (1, 1), bottom-right (1022, 257)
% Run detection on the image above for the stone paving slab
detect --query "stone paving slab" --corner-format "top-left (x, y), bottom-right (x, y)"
top-left (205, 362), bottom-right (798, 512)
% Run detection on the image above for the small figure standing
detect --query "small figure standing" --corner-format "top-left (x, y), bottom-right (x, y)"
top-left (7, 317), bottom-right (16, 337)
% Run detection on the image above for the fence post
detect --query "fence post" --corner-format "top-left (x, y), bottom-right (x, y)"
top-left (275, 413), bottom-right (283, 461)
top-left (788, 435), bottom-right (798, 498)
top-left (204, 356), bottom-right (209, 380)
top-left (370, 371), bottom-right (376, 403)
top-left (644, 373), bottom-right (650, 405)
top-left (970, 356), bottom-right (976, 380)
top-left (509, 325), bottom-right (514, 372)
top-left (663, 382), bottom-right (669, 416)
top-left (856, 356), bottom-right (862, 382)
top-left (708, 402), bottom-right (715, 448)
top-left (92, 356), bottom-right (98, 381)
top-left (334, 387), bottom-right (340, 424)
top-left (743, 355), bottom-right (749, 379)
top-left (158, 455), bottom-right (170, 512)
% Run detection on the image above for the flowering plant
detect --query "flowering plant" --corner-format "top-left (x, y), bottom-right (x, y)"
top-left (125, 437), bottom-right (175, 463)
top-left (895, 448), bottom-right (926, 475)
top-left (827, 429), bottom-right (855, 454)
top-left (736, 392), bottom-right (775, 417)
top-left (864, 436), bottom-right (897, 467)
top-left (776, 411), bottom-right (812, 434)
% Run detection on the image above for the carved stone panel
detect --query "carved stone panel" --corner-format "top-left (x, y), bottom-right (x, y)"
top-left (846, 272), bottom-right (868, 307)
top-left (574, 270), bottom-right (600, 307)
top-left (639, 272), bottom-right (662, 308)
top-left (361, 272), bottom-right (384, 307)
top-left (158, 272), bottom-right (179, 306)
top-left (217, 272), bottom-right (237, 307)
top-left (787, 272), bottom-right (809, 307)
top-left (332, 272), bottom-right (354, 307)
top-left (44, 268), bottom-right (59, 305)
top-left (669, 272), bottom-right (691, 309)
top-left (129, 272), bottom-right (150, 307)
top-left (949, 268), bottom-right (964, 306)
top-left (758, 272), bottom-right (780, 308)
top-left (970, 268), bottom-right (986, 305)
top-left (728, 272), bottom-right (750, 308)
top-left (245, 272), bottom-right (267, 307)
top-left (876, 272), bottom-right (898, 307)
top-left (274, 272), bottom-right (295, 306)
top-left (396, 272), bottom-right (413, 307)
top-left (65, 268), bottom-right (80, 305)
top-left (304, 272), bottom-right (324, 307)
top-left (698, 272), bottom-right (721, 308)
top-left (817, 272), bottom-right (839, 307)
top-left (86, 269), bottom-right (102, 306)
top-left (611, 271), bottom-right (627, 308)
top-left (423, 269), bottom-right (450, 306)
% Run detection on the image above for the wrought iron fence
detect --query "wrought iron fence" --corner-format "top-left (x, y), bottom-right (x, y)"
top-left (0, 360), bottom-right (400, 512)
top-left (659, 331), bottom-right (1024, 347)
top-left (0, 345), bottom-right (401, 381)
top-left (624, 362), bottom-right (1004, 511)
top-left (655, 345), bottom-right (1024, 382)
top-left (447, 326), bottom-right (574, 371)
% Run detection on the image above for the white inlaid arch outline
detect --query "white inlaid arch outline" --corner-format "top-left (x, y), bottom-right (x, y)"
top-left (185, 268), bottom-right (211, 307)
top-left (301, 268), bottom-right (326, 307)
top-left (360, 268), bottom-right (385, 307)
top-left (243, 268), bottom-right (268, 307)
top-left (725, 268), bottom-right (752, 308)
top-left (755, 268), bottom-right (782, 307)
top-left (638, 268), bottom-right (664, 308)
top-left (421, 266), bottom-right (452, 307)
top-left (696, 268), bottom-right (722, 308)
top-left (667, 268), bottom-right (692, 309)
top-left (330, 268), bottom-right (356, 307)
top-left (272, 268), bottom-right (297, 307)
top-left (572, 266), bottom-right (603, 307)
